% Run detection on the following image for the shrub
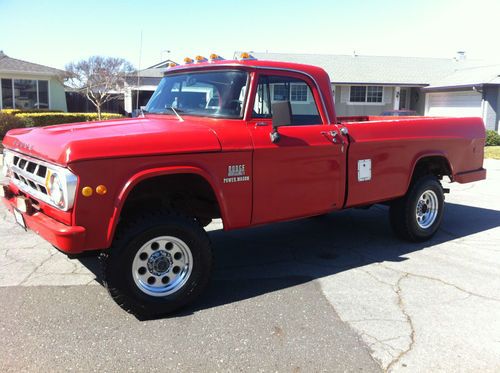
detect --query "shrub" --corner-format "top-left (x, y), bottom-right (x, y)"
top-left (0, 109), bottom-right (21, 115)
top-left (485, 130), bottom-right (500, 146)
top-left (0, 109), bottom-right (63, 115)
top-left (0, 113), bottom-right (27, 139)
top-left (14, 112), bottom-right (123, 127)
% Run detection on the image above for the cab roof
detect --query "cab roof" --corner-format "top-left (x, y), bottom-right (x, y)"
top-left (164, 59), bottom-right (329, 77)
top-left (163, 59), bottom-right (336, 123)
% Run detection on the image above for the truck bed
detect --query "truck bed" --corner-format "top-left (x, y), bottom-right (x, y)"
top-left (338, 116), bottom-right (486, 208)
top-left (337, 115), bottom-right (421, 123)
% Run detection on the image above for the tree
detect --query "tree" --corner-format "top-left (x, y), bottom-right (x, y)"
top-left (65, 56), bottom-right (134, 119)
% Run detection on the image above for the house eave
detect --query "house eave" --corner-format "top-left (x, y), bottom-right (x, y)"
top-left (423, 83), bottom-right (482, 91)
top-left (423, 82), bottom-right (500, 91)
top-left (331, 82), bottom-right (428, 87)
top-left (0, 69), bottom-right (60, 77)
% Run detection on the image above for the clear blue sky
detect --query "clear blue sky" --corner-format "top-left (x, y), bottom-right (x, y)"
top-left (1, 0), bottom-right (499, 70)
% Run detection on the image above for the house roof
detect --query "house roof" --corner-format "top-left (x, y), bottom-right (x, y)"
top-left (424, 63), bottom-right (500, 89)
top-left (135, 59), bottom-right (178, 78)
top-left (145, 59), bottom-right (177, 70)
top-left (249, 52), bottom-right (480, 86)
top-left (125, 76), bottom-right (162, 87)
top-left (0, 51), bottom-right (64, 76)
top-left (136, 67), bottom-right (168, 78)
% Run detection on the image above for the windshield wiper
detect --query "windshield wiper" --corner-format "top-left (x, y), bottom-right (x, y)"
top-left (169, 106), bottom-right (184, 122)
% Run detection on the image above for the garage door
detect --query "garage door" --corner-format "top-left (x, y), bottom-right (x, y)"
top-left (426, 91), bottom-right (482, 117)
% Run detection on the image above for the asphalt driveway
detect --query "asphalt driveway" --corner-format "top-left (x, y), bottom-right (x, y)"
top-left (1, 159), bottom-right (499, 372)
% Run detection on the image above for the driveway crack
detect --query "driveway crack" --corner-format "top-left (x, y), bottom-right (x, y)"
top-left (381, 264), bottom-right (500, 303)
top-left (385, 273), bottom-right (415, 372)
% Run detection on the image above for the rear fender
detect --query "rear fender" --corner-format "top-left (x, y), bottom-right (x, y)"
top-left (406, 151), bottom-right (453, 192)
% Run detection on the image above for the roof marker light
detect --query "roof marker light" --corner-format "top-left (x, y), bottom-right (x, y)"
top-left (238, 52), bottom-right (256, 61)
top-left (195, 55), bottom-right (207, 63)
top-left (209, 54), bottom-right (224, 61)
top-left (167, 62), bottom-right (178, 68)
top-left (183, 57), bottom-right (194, 64)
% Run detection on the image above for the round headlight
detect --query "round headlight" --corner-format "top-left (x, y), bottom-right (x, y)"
top-left (49, 173), bottom-right (65, 208)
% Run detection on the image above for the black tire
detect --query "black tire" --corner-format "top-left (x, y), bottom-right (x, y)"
top-left (100, 212), bottom-right (213, 318)
top-left (389, 175), bottom-right (444, 242)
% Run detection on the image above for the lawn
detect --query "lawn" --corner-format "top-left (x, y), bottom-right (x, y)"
top-left (485, 146), bottom-right (500, 159)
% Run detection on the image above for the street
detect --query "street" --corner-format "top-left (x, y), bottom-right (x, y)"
top-left (1, 159), bottom-right (499, 372)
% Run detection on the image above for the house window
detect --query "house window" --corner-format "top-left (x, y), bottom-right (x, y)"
top-left (367, 86), bottom-right (383, 103)
top-left (349, 85), bottom-right (383, 103)
top-left (14, 80), bottom-right (37, 109)
top-left (37, 80), bottom-right (49, 109)
top-left (291, 84), bottom-right (308, 102)
top-left (273, 84), bottom-right (289, 101)
top-left (349, 86), bottom-right (366, 102)
top-left (253, 75), bottom-right (321, 125)
top-left (1, 79), bottom-right (13, 109)
top-left (0, 78), bottom-right (49, 109)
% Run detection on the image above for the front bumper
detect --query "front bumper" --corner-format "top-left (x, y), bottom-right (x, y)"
top-left (1, 189), bottom-right (86, 254)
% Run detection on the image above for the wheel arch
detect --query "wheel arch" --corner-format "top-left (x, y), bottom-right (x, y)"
top-left (105, 166), bottom-right (226, 247)
top-left (406, 152), bottom-right (453, 192)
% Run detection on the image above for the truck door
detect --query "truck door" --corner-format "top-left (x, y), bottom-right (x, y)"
top-left (248, 72), bottom-right (346, 224)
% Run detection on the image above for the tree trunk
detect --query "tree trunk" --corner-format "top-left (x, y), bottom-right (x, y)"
top-left (96, 104), bottom-right (102, 120)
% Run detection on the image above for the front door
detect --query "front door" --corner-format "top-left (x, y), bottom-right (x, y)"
top-left (399, 88), bottom-right (409, 110)
top-left (248, 72), bottom-right (346, 225)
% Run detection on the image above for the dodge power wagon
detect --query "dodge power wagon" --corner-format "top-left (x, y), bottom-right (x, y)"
top-left (1, 54), bottom-right (486, 317)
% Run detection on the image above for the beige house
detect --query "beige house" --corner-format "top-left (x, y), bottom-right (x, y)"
top-left (250, 52), bottom-right (500, 132)
top-left (0, 51), bottom-right (67, 111)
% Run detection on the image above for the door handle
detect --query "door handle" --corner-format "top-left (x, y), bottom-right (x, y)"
top-left (321, 130), bottom-right (340, 143)
top-left (255, 122), bottom-right (269, 127)
top-left (321, 130), bottom-right (338, 137)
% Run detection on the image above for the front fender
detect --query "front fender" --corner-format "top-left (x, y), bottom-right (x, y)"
top-left (69, 151), bottom-right (254, 251)
top-left (105, 165), bottom-right (228, 247)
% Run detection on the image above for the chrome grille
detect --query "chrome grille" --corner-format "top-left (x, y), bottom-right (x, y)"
top-left (3, 149), bottom-right (78, 211)
top-left (10, 153), bottom-right (49, 199)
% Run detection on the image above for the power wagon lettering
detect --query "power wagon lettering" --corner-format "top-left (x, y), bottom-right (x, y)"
top-left (224, 164), bottom-right (250, 183)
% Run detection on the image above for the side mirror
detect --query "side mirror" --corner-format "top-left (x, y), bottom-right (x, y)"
top-left (270, 101), bottom-right (291, 144)
top-left (270, 125), bottom-right (280, 143)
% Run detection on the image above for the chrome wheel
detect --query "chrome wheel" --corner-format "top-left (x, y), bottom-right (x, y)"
top-left (416, 190), bottom-right (439, 229)
top-left (132, 236), bottom-right (193, 297)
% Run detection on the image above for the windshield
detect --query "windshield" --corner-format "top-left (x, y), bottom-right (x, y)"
top-left (145, 70), bottom-right (248, 119)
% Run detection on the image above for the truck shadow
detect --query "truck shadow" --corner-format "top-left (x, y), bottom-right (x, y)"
top-left (78, 202), bottom-right (500, 320)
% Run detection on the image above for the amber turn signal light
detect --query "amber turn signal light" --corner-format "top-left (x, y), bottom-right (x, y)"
top-left (82, 186), bottom-right (93, 197)
top-left (96, 185), bottom-right (107, 195)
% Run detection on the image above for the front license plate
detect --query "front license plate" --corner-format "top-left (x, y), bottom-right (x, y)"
top-left (13, 209), bottom-right (26, 230)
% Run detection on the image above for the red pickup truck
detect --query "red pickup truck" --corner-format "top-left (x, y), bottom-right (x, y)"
top-left (1, 55), bottom-right (486, 317)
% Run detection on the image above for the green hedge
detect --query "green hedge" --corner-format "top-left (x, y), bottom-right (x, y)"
top-left (0, 109), bottom-right (63, 115)
top-left (0, 113), bottom-right (26, 139)
top-left (1, 112), bottom-right (124, 140)
top-left (14, 112), bottom-right (123, 127)
top-left (486, 130), bottom-right (500, 146)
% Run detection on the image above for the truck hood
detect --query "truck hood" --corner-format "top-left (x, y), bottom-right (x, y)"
top-left (2, 116), bottom-right (222, 165)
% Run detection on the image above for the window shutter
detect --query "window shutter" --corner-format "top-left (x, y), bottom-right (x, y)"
top-left (340, 86), bottom-right (350, 103)
top-left (383, 87), bottom-right (392, 104)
